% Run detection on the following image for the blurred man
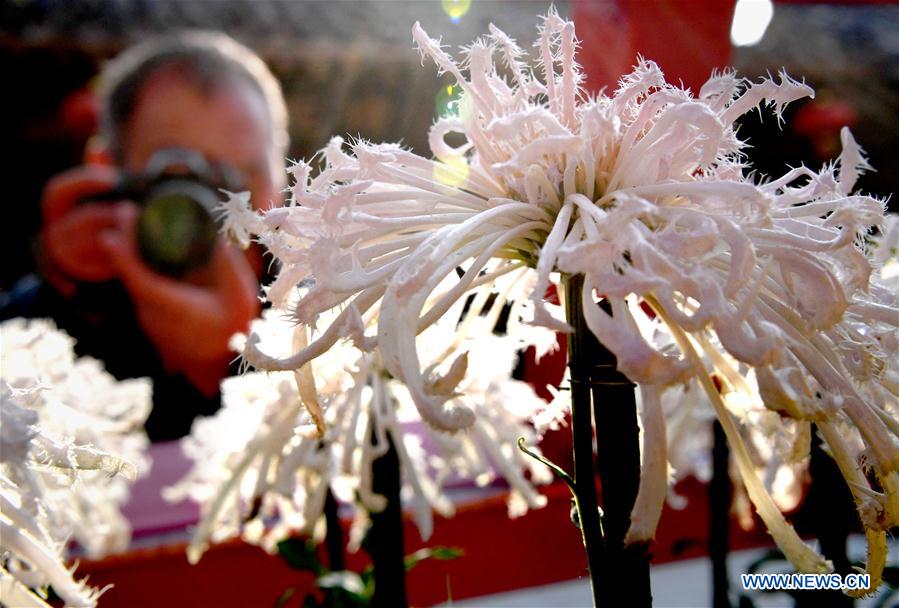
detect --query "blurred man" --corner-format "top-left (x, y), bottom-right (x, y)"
top-left (1, 31), bottom-right (288, 440)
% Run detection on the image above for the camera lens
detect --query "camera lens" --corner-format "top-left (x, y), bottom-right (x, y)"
top-left (137, 180), bottom-right (220, 277)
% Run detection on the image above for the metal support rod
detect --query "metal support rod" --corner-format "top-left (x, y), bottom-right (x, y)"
top-left (591, 298), bottom-right (651, 608)
top-left (564, 275), bottom-right (651, 607)
top-left (797, 426), bottom-right (853, 608)
top-left (565, 274), bottom-right (606, 607)
top-left (323, 488), bottom-right (346, 572)
top-left (709, 420), bottom-right (732, 608)
top-left (366, 431), bottom-right (408, 608)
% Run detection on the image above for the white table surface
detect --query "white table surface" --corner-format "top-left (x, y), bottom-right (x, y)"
top-left (445, 535), bottom-right (898, 608)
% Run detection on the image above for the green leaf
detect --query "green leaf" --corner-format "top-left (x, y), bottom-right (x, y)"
top-left (404, 546), bottom-right (464, 571)
top-left (317, 571), bottom-right (372, 606)
top-left (277, 537), bottom-right (322, 573)
top-left (317, 571), bottom-right (366, 596)
top-left (360, 565), bottom-right (376, 599)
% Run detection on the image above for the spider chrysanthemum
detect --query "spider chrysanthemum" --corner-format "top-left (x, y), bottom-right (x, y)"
top-left (169, 294), bottom-right (557, 563)
top-left (1, 318), bottom-right (150, 607)
top-left (219, 11), bottom-right (898, 593)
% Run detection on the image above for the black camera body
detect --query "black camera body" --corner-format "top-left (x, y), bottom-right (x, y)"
top-left (85, 149), bottom-right (243, 277)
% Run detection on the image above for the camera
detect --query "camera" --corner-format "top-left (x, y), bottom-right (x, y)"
top-left (84, 149), bottom-right (245, 277)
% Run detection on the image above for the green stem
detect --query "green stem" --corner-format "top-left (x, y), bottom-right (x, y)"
top-left (799, 426), bottom-right (853, 608)
top-left (517, 437), bottom-right (575, 493)
top-left (590, 305), bottom-right (651, 607)
top-left (564, 274), bottom-right (605, 608)
top-left (710, 420), bottom-right (732, 608)
top-left (564, 274), bottom-right (652, 607)
top-left (323, 487), bottom-right (346, 572)
top-left (366, 431), bottom-right (408, 608)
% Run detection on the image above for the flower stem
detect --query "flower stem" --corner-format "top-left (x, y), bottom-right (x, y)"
top-left (800, 426), bottom-right (853, 608)
top-left (366, 431), bottom-right (408, 607)
top-left (564, 274), bottom-right (652, 607)
top-left (590, 317), bottom-right (652, 606)
top-left (323, 488), bottom-right (346, 572)
top-left (709, 420), bottom-right (732, 608)
top-left (565, 278), bottom-right (604, 607)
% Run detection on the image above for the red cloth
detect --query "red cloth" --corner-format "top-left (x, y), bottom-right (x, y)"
top-left (573, 0), bottom-right (737, 94)
top-left (79, 480), bottom-right (772, 607)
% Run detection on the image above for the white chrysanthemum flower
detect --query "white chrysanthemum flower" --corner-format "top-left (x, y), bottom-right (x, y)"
top-left (1, 318), bottom-right (151, 607)
top-left (168, 292), bottom-right (552, 563)
top-left (869, 213), bottom-right (899, 297)
top-left (216, 190), bottom-right (263, 249)
top-left (628, 302), bottom-right (808, 513)
top-left (648, 373), bottom-right (807, 515)
top-left (219, 11), bottom-right (898, 591)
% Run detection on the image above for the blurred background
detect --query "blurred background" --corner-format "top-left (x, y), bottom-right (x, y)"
top-left (2, 0), bottom-right (898, 290)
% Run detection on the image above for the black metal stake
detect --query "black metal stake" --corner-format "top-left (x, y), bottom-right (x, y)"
top-left (797, 426), bottom-right (853, 608)
top-left (591, 299), bottom-right (652, 608)
top-left (323, 488), bottom-right (346, 572)
top-left (564, 274), bottom-right (651, 607)
top-left (365, 432), bottom-right (408, 608)
top-left (565, 274), bottom-right (607, 608)
top-left (709, 420), bottom-right (732, 608)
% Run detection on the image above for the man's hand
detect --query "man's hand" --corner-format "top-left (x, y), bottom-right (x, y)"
top-left (98, 203), bottom-right (259, 395)
top-left (42, 165), bottom-right (124, 283)
top-left (41, 165), bottom-right (259, 396)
